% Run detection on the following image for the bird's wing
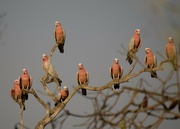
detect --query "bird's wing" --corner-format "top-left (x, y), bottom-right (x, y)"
top-left (76, 71), bottom-right (80, 85)
top-left (62, 29), bottom-right (66, 44)
top-left (153, 54), bottom-right (157, 67)
top-left (54, 29), bottom-right (57, 42)
top-left (109, 67), bottom-right (113, 79)
top-left (19, 77), bottom-right (22, 89)
top-left (128, 38), bottom-right (135, 51)
top-left (137, 38), bottom-right (142, 50)
top-left (86, 71), bottom-right (89, 83)
top-left (120, 66), bottom-right (123, 78)
top-left (144, 55), bottom-right (147, 67)
top-left (49, 63), bottom-right (58, 78)
top-left (30, 76), bottom-right (33, 87)
top-left (165, 45), bottom-right (169, 58)
top-left (173, 44), bottom-right (177, 57)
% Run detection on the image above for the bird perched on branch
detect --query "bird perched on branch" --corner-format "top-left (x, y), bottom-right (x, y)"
top-left (169, 99), bottom-right (178, 110)
top-left (55, 86), bottom-right (69, 106)
top-left (19, 69), bottom-right (32, 100)
top-left (11, 80), bottom-right (22, 101)
top-left (10, 79), bottom-right (25, 110)
top-left (165, 37), bottom-right (178, 71)
top-left (126, 29), bottom-right (142, 65)
top-left (142, 95), bottom-right (148, 109)
top-left (54, 21), bottom-right (66, 53)
top-left (76, 63), bottom-right (89, 96)
top-left (42, 54), bottom-right (62, 86)
top-left (109, 58), bottom-right (123, 89)
top-left (144, 48), bottom-right (157, 78)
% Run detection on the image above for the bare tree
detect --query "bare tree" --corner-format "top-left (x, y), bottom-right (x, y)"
top-left (10, 1), bottom-right (180, 128)
top-left (11, 39), bottom-right (180, 129)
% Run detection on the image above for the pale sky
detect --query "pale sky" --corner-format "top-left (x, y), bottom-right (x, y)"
top-left (0, 0), bottom-right (179, 129)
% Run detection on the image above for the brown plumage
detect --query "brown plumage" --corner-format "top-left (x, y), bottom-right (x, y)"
top-left (169, 99), bottom-right (178, 110)
top-left (142, 95), bottom-right (148, 109)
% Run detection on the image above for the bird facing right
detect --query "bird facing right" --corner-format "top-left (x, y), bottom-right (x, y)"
top-left (126, 29), bottom-right (142, 65)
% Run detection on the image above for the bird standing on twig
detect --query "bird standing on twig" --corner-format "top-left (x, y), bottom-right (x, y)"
top-left (54, 21), bottom-right (66, 53)
top-left (144, 48), bottom-right (157, 78)
top-left (109, 58), bottom-right (123, 89)
top-left (76, 63), bottom-right (89, 96)
top-left (10, 80), bottom-right (25, 110)
top-left (165, 37), bottom-right (178, 71)
top-left (126, 29), bottom-right (142, 65)
top-left (55, 86), bottom-right (69, 106)
top-left (42, 54), bottom-right (62, 86)
top-left (19, 69), bottom-right (32, 100)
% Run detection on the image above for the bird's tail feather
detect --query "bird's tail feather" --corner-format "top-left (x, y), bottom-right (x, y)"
top-left (126, 52), bottom-right (133, 65)
top-left (54, 101), bottom-right (60, 106)
top-left (25, 93), bottom-right (28, 100)
top-left (82, 88), bottom-right (87, 96)
top-left (22, 91), bottom-right (28, 100)
top-left (57, 78), bottom-right (62, 87)
top-left (58, 44), bottom-right (64, 53)
top-left (151, 71), bottom-right (157, 78)
top-left (114, 84), bottom-right (120, 89)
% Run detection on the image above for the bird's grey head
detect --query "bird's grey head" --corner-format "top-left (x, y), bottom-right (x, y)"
top-left (14, 79), bottom-right (19, 85)
top-left (168, 37), bottom-right (173, 43)
top-left (78, 63), bottom-right (84, 69)
top-left (168, 37), bottom-right (173, 40)
top-left (114, 58), bottom-right (119, 63)
top-left (22, 68), bottom-right (27, 71)
top-left (22, 68), bottom-right (28, 74)
top-left (145, 48), bottom-right (151, 53)
top-left (14, 79), bottom-right (19, 82)
top-left (55, 21), bottom-right (60, 26)
top-left (135, 29), bottom-right (140, 34)
top-left (42, 53), bottom-right (48, 58)
top-left (42, 54), bottom-right (48, 61)
top-left (64, 86), bottom-right (68, 90)
top-left (78, 63), bottom-right (83, 66)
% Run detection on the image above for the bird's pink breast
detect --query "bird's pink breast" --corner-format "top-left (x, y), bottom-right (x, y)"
top-left (112, 64), bottom-right (120, 75)
top-left (78, 70), bottom-right (87, 83)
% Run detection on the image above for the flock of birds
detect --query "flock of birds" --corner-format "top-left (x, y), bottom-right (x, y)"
top-left (10, 21), bottom-right (178, 110)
